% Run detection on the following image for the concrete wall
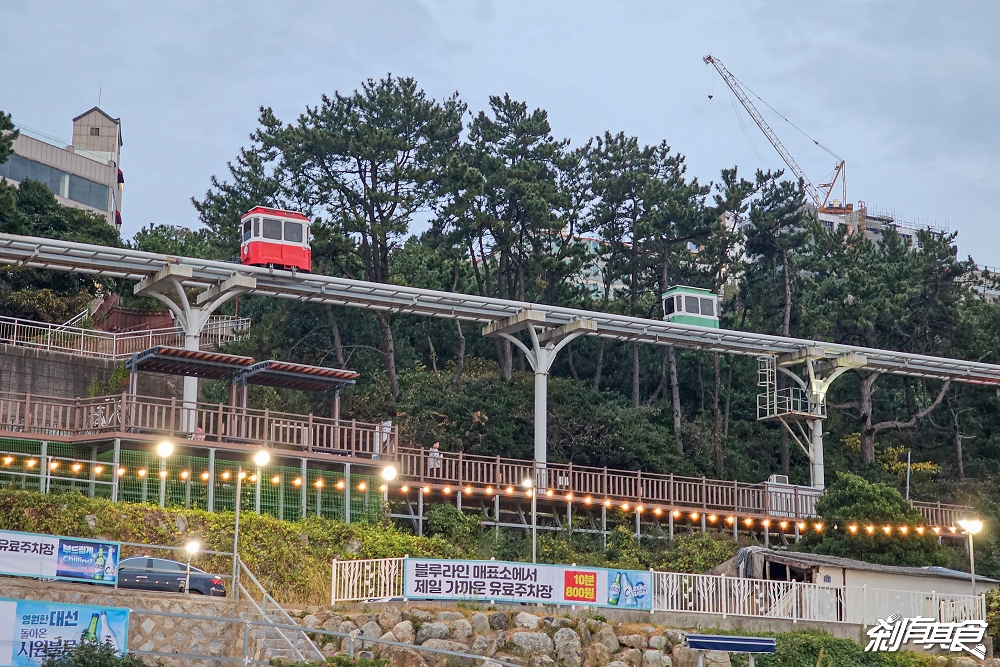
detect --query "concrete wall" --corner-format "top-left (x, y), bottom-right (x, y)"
top-left (0, 345), bottom-right (182, 400)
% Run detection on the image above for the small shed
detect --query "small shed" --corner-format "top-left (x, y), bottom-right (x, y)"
top-left (712, 546), bottom-right (996, 597)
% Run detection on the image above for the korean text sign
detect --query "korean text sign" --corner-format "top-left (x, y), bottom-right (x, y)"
top-left (0, 598), bottom-right (129, 666)
top-left (403, 558), bottom-right (652, 610)
top-left (0, 530), bottom-right (120, 585)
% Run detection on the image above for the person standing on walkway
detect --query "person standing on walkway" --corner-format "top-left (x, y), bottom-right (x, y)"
top-left (428, 441), bottom-right (443, 477)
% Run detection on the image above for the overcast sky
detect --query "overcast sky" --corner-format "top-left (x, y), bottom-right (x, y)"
top-left (4, 1), bottom-right (1000, 263)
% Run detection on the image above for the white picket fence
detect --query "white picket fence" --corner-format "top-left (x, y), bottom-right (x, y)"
top-left (331, 556), bottom-right (406, 604)
top-left (330, 557), bottom-right (986, 624)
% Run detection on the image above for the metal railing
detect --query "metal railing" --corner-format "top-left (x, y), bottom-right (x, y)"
top-left (0, 390), bottom-right (396, 458)
top-left (328, 557), bottom-right (986, 624)
top-left (0, 314), bottom-right (250, 360)
top-left (331, 556), bottom-right (406, 604)
top-left (238, 558), bottom-right (323, 662)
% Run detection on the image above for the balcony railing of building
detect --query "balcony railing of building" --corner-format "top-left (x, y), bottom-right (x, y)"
top-left (0, 389), bottom-right (973, 529)
top-left (0, 314), bottom-right (250, 360)
top-left (0, 390), bottom-right (394, 460)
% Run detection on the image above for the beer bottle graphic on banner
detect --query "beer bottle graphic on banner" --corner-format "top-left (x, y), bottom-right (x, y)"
top-left (94, 547), bottom-right (106, 580)
top-left (608, 572), bottom-right (622, 606)
top-left (81, 613), bottom-right (100, 641)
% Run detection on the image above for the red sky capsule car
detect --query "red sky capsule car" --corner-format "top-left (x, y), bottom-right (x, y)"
top-left (240, 206), bottom-right (312, 272)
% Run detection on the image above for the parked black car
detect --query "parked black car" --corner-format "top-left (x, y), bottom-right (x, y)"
top-left (117, 557), bottom-right (226, 596)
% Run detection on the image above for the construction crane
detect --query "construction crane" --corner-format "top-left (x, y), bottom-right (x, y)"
top-left (704, 54), bottom-right (846, 210)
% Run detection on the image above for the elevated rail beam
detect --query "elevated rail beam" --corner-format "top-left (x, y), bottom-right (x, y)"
top-left (1, 233), bottom-right (998, 385)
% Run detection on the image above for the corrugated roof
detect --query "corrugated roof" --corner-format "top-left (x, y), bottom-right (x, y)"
top-left (126, 346), bottom-right (255, 380)
top-left (235, 360), bottom-right (358, 393)
top-left (746, 547), bottom-right (997, 584)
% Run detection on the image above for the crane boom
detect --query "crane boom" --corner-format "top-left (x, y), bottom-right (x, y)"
top-left (704, 54), bottom-right (842, 208)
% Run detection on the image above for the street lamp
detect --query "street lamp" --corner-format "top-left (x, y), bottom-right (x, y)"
top-left (522, 476), bottom-right (536, 564)
top-left (184, 541), bottom-right (200, 594)
top-left (253, 450), bottom-right (270, 515)
top-left (958, 519), bottom-right (984, 596)
top-left (156, 441), bottom-right (174, 508)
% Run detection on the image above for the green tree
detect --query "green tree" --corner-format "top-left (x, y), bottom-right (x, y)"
top-left (801, 472), bottom-right (948, 566)
top-left (272, 76), bottom-right (465, 400)
top-left (41, 640), bottom-right (151, 667)
top-left (0, 180), bottom-right (121, 321)
top-left (0, 110), bottom-right (18, 165)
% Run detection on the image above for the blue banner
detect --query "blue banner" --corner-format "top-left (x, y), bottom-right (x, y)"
top-left (0, 598), bottom-right (129, 666)
top-left (0, 530), bottom-right (119, 585)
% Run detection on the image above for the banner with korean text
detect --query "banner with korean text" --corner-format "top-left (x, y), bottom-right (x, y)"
top-left (403, 558), bottom-right (652, 610)
top-left (0, 598), bottom-right (129, 666)
top-left (0, 530), bottom-right (120, 586)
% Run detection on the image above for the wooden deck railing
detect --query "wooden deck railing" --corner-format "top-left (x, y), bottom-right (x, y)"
top-left (0, 390), bottom-right (973, 525)
top-left (0, 391), bottom-right (395, 459)
top-left (394, 447), bottom-right (974, 526)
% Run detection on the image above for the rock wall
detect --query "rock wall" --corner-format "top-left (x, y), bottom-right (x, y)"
top-left (294, 604), bottom-right (790, 667)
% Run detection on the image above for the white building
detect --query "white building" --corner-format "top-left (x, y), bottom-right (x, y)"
top-left (714, 546), bottom-right (994, 598)
top-left (0, 107), bottom-right (123, 229)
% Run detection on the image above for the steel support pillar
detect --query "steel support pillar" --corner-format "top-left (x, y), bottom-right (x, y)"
top-left (344, 463), bottom-right (351, 524)
top-left (111, 439), bottom-right (121, 503)
top-left (207, 449), bottom-right (216, 512)
top-left (485, 313), bottom-right (595, 489)
top-left (300, 459), bottom-right (307, 518)
top-left (134, 266), bottom-right (254, 431)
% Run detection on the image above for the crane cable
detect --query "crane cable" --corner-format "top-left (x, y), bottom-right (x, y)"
top-left (726, 70), bottom-right (843, 163)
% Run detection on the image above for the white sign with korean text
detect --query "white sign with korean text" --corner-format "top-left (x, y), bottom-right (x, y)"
top-left (865, 615), bottom-right (988, 659)
top-left (403, 558), bottom-right (652, 610)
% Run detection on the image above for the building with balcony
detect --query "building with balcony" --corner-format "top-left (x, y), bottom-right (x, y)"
top-left (0, 107), bottom-right (123, 229)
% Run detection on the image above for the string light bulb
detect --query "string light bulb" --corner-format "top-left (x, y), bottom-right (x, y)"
top-left (485, 486), bottom-right (493, 495)
top-left (744, 518), bottom-right (753, 527)
top-left (779, 521), bottom-right (788, 529)
top-left (271, 475), bottom-right (281, 485)
top-left (814, 523), bottom-right (824, 532)
top-left (336, 480), bottom-right (345, 490)
top-left (621, 503), bottom-right (630, 511)
top-left (882, 525), bottom-right (892, 535)
top-left (422, 486), bottom-right (430, 494)
top-left (848, 525), bottom-right (858, 534)
top-left (315, 479), bottom-right (324, 489)
top-left (584, 496), bottom-right (592, 505)
top-left (117, 467), bottom-right (126, 476)
top-left (726, 516), bottom-right (735, 524)
top-left (762, 520), bottom-right (771, 528)
top-left (358, 482), bottom-right (367, 492)
top-left (566, 493), bottom-right (573, 501)
top-left (654, 508), bottom-right (662, 516)
top-left (443, 486), bottom-right (451, 494)
top-left (690, 512), bottom-right (700, 520)
top-left (379, 484), bottom-right (387, 492)
top-left (636, 505), bottom-right (644, 513)
top-left (546, 489), bottom-right (554, 497)
top-left (293, 478), bottom-right (302, 487)
top-left (221, 471), bottom-right (231, 481)
top-left (401, 485), bottom-right (409, 493)
top-left (72, 463), bottom-right (82, 473)
top-left (180, 470), bottom-right (189, 480)
top-left (1, 456), bottom-right (12, 465)
top-left (138, 469), bottom-right (147, 478)
top-left (465, 486), bottom-right (473, 494)
top-left (866, 525), bottom-right (875, 534)
top-left (673, 511), bottom-right (681, 519)
top-left (26, 459), bottom-right (37, 468)
top-left (916, 526), bottom-right (925, 535)
top-left (709, 514), bottom-right (718, 523)
top-left (604, 499), bottom-right (612, 507)
top-left (94, 465), bottom-right (104, 475)
top-left (49, 461), bottom-right (59, 470)
top-left (159, 470), bottom-right (168, 479)
top-left (201, 471), bottom-right (210, 481)
top-left (899, 525), bottom-right (908, 535)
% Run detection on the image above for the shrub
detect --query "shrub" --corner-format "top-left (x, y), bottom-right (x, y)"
top-left (41, 641), bottom-right (153, 667)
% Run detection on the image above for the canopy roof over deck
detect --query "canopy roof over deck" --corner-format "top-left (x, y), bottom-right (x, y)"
top-left (234, 360), bottom-right (358, 393)
top-left (126, 346), bottom-right (358, 393)
top-left (125, 346), bottom-right (254, 379)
